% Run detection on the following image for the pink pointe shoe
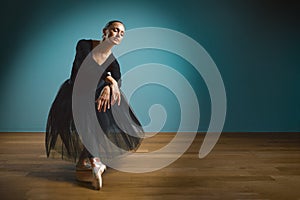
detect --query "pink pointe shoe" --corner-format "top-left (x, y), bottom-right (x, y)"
top-left (90, 157), bottom-right (106, 190)
top-left (75, 158), bottom-right (92, 182)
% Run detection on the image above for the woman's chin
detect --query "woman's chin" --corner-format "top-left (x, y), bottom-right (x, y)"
top-left (110, 38), bottom-right (121, 45)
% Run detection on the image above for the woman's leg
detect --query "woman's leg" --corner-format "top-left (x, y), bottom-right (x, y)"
top-left (75, 147), bottom-right (93, 184)
top-left (76, 147), bottom-right (92, 170)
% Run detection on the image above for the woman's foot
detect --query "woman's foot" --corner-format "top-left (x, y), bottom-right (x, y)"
top-left (75, 158), bottom-right (92, 182)
top-left (90, 157), bottom-right (106, 190)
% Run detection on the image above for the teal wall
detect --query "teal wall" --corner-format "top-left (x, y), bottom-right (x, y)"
top-left (0, 0), bottom-right (299, 132)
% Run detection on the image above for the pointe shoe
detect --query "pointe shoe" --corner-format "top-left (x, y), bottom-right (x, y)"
top-left (76, 158), bottom-right (93, 182)
top-left (76, 158), bottom-right (92, 170)
top-left (90, 157), bottom-right (106, 190)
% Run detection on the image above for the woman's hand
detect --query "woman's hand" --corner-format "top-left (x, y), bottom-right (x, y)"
top-left (96, 85), bottom-right (111, 112)
top-left (104, 75), bottom-right (121, 106)
top-left (110, 82), bottom-right (121, 106)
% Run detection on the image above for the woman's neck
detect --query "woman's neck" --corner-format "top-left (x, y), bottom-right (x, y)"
top-left (93, 39), bottom-right (113, 56)
top-left (91, 40), bottom-right (114, 66)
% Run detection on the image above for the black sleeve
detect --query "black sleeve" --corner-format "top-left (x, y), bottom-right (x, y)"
top-left (70, 39), bottom-right (92, 83)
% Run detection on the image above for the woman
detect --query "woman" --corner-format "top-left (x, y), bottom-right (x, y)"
top-left (45, 20), bottom-right (144, 190)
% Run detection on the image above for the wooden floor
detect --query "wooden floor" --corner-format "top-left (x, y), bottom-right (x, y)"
top-left (0, 132), bottom-right (299, 200)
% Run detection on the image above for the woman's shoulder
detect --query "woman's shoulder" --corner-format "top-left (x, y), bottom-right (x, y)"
top-left (76, 39), bottom-right (101, 50)
top-left (76, 39), bottom-right (92, 49)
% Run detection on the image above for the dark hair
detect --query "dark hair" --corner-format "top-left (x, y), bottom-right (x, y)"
top-left (103, 20), bottom-right (124, 30)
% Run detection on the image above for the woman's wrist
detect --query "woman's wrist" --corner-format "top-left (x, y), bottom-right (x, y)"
top-left (105, 75), bottom-right (117, 85)
top-left (103, 85), bottom-right (110, 90)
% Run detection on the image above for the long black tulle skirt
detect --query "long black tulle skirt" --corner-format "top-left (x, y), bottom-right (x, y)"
top-left (45, 79), bottom-right (144, 162)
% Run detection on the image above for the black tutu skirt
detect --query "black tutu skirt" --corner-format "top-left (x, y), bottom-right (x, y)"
top-left (45, 79), bottom-right (144, 162)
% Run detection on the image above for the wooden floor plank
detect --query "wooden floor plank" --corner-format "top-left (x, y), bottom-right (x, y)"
top-left (0, 132), bottom-right (299, 200)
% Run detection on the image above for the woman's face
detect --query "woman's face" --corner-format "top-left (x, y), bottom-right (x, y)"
top-left (103, 22), bottom-right (125, 45)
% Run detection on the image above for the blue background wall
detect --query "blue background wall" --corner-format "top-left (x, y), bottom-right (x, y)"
top-left (0, 0), bottom-right (299, 132)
